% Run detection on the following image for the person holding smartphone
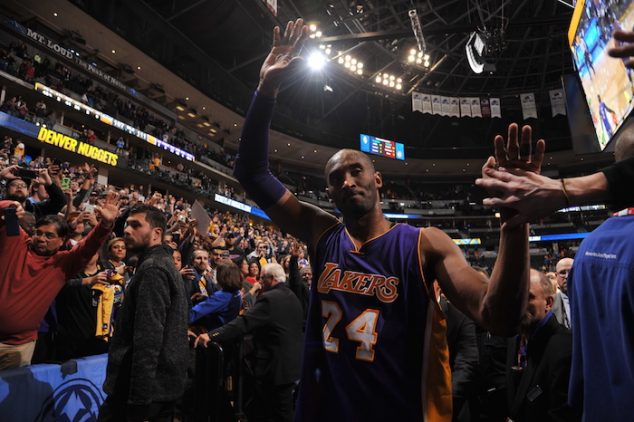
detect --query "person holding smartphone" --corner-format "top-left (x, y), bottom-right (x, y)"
top-left (0, 192), bottom-right (119, 370)
top-left (1, 165), bottom-right (67, 220)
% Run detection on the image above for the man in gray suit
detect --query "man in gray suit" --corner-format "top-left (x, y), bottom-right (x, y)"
top-left (552, 258), bottom-right (573, 328)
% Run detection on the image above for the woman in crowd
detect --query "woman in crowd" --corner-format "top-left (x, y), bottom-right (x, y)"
top-left (238, 257), bottom-right (250, 282)
top-left (245, 259), bottom-right (260, 286)
top-left (280, 254), bottom-right (291, 278)
top-left (102, 237), bottom-right (126, 273)
top-left (101, 237), bottom-right (129, 286)
top-left (189, 261), bottom-right (242, 332)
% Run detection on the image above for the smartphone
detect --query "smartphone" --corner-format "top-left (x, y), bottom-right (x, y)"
top-left (4, 207), bottom-right (20, 236)
top-left (17, 168), bottom-right (38, 180)
top-left (61, 177), bottom-right (71, 190)
top-left (83, 203), bottom-right (95, 212)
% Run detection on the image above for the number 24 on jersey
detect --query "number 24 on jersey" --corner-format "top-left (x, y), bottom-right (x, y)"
top-left (321, 300), bottom-right (380, 362)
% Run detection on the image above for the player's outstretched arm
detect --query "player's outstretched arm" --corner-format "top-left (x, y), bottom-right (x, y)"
top-left (475, 122), bottom-right (618, 226)
top-left (476, 167), bottom-right (611, 227)
top-left (429, 124), bottom-right (536, 335)
top-left (423, 224), bottom-right (528, 336)
top-left (233, 19), bottom-right (338, 246)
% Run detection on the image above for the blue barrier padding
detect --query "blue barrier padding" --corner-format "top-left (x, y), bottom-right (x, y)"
top-left (0, 353), bottom-right (108, 421)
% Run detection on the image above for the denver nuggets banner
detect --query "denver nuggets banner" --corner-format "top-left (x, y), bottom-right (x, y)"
top-left (0, 354), bottom-right (108, 421)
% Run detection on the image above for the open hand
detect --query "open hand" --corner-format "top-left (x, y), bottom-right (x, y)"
top-left (258, 18), bottom-right (308, 96)
top-left (95, 191), bottom-right (120, 225)
top-left (476, 123), bottom-right (546, 229)
top-left (492, 123), bottom-right (545, 174)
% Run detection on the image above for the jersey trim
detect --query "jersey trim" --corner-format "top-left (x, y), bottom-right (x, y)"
top-left (421, 298), bottom-right (453, 421)
top-left (313, 220), bottom-right (343, 252)
top-left (344, 222), bottom-right (401, 253)
top-left (418, 227), bottom-right (452, 421)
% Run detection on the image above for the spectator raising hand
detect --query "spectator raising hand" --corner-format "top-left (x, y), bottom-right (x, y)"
top-left (94, 191), bottom-right (120, 227)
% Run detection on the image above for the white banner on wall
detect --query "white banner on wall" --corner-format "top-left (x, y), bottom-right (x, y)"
top-left (470, 97), bottom-right (482, 117)
top-left (549, 89), bottom-right (567, 117)
top-left (449, 97), bottom-right (460, 117)
top-left (521, 93), bottom-right (538, 119)
top-left (490, 98), bottom-right (502, 118)
top-left (431, 95), bottom-right (443, 115)
top-left (460, 98), bottom-right (472, 117)
top-left (412, 92), bottom-right (423, 113)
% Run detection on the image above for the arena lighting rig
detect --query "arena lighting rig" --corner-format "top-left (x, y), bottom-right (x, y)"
top-left (312, 2), bottom-right (516, 92)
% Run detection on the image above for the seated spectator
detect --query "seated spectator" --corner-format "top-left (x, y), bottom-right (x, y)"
top-left (0, 193), bottom-right (118, 369)
top-left (189, 261), bottom-right (242, 332)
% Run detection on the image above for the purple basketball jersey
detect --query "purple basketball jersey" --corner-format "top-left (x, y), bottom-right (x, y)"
top-left (295, 223), bottom-right (452, 421)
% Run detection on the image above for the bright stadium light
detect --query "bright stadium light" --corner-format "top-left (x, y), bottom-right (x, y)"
top-left (307, 51), bottom-right (327, 71)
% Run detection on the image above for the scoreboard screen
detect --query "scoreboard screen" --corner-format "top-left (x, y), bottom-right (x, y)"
top-left (360, 134), bottom-right (405, 160)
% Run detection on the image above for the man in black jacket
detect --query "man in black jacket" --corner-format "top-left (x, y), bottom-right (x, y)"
top-left (99, 205), bottom-right (189, 422)
top-left (195, 262), bottom-right (303, 422)
top-left (506, 269), bottom-right (577, 422)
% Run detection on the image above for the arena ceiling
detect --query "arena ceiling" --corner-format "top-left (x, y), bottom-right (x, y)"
top-left (5, 0), bottom-right (609, 176)
top-left (116, 0), bottom-right (578, 159)
top-left (145, 0), bottom-right (575, 97)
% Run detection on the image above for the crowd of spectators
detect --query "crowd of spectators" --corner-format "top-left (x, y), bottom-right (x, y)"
top-left (0, 134), bottom-right (314, 369)
top-left (0, 39), bottom-right (238, 169)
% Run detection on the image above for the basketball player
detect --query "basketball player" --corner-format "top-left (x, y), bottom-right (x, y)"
top-left (233, 18), bottom-right (531, 421)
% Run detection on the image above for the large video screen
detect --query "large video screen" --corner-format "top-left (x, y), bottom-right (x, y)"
top-left (569, 0), bottom-right (634, 149)
top-left (360, 134), bottom-right (405, 160)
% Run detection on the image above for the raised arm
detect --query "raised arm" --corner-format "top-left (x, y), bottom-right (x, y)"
top-left (473, 29), bottom-right (634, 224)
top-left (233, 18), bottom-right (338, 247)
top-left (428, 124), bottom-right (532, 335)
top-left (34, 169), bottom-right (67, 216)
top-left (476, 124), bottom-right (632, 225)
top-left (63, 192), bottom-right (118, 274)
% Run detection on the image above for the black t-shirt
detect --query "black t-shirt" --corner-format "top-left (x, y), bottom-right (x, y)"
top-left (602, 156), bottom-right (634, 210)
top-left (55, 267), bottom-right (110, 360)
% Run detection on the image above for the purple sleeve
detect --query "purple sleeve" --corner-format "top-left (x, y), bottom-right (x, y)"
top-left (233, 92), bottom-right (287, 210)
